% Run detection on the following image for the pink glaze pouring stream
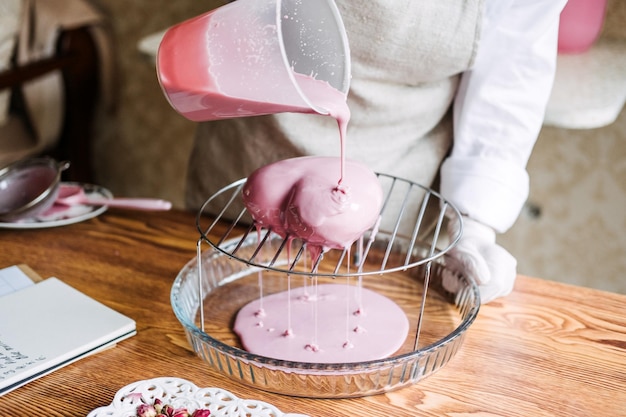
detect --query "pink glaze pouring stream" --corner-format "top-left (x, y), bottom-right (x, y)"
top-left (55, 184), bottom-right (172, 211)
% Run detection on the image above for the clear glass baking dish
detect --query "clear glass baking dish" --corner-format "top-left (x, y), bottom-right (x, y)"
top-left (171, 231), bottom-right (479, 398)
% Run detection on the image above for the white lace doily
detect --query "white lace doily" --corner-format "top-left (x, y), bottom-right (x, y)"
top-left (87, 377), bottom-right (308, 417)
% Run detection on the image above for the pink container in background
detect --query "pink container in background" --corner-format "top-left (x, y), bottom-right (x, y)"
top-left (558, 0), bottom-right (608, 54)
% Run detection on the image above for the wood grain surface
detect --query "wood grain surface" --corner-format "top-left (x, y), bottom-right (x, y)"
top-left (1, 209), bottom-right (625, 416)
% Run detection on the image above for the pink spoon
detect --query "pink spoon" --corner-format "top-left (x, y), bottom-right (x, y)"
top-left (55, 184), bottom-right (172, 211)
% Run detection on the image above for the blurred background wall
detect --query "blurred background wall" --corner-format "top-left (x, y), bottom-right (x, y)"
top-left (500, 0), bottom-right (626, 295)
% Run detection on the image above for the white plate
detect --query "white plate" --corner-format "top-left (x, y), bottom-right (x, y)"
top-left (87, 377), bottom-right (308, 417)
top-left (0, 182), bottom-right (110, 229)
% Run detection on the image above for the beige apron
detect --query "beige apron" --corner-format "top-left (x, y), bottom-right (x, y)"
top-left (186, 0), bottom-right (483, 232)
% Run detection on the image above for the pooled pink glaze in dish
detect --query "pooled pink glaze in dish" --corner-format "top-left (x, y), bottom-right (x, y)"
top-left (234, 283), bottom-right (409, 363)
top-left (242, 156), bottom-right (383, 253)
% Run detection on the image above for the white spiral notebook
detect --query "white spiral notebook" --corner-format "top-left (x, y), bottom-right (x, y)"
top-left (0, 266), bottom-right (136, 396)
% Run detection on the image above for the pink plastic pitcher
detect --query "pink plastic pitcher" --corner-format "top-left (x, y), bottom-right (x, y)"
top-left (157, 0), bottom-right (351, 122)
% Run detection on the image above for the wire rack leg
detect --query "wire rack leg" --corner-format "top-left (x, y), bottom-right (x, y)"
top-left (196, 238), bottom-right (205, 333)
top-left (413, 202), bottom-right (448, 350)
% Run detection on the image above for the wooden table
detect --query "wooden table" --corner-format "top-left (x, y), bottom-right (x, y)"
top-left (1, 209), bottom-right (625, 416)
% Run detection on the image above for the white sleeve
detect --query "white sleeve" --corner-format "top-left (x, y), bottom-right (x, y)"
top-left (440, 0), bottom-right (567, 233)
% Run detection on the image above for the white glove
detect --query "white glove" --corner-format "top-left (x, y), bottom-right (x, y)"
top-left (445, 214), bottom-right (517, 304)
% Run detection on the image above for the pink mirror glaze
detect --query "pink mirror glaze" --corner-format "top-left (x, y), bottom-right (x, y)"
top-left (242, 156), bottom-right (383, 253)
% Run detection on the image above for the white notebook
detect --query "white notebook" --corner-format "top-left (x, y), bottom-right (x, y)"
top-left (0, 276), bottom-right (136, 395)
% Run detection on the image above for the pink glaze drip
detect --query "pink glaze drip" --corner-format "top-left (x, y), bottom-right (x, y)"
top-left (233, 284), bottom-right (409, 363)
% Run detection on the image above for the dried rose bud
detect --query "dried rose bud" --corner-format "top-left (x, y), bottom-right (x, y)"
top-left (136, 404), bottom-right (157, 417)
top-left (160, 404), bottom-right (175, 416)
top-left (153, 399), bottom-right (164, 414)
top-left (191, 409), bottom-right (211, 417)
top-left (171, 408), bottom-right (191, 417)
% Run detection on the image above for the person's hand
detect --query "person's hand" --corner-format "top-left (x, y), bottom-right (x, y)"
top-left (445, 213), bottom-right (517, 303)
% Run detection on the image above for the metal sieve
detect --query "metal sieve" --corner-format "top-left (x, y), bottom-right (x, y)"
top-left (0, 157), bottom-right (70, 222)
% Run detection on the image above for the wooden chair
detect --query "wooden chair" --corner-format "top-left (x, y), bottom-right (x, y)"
top-left (0, 26), bottom-right (99, 182)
